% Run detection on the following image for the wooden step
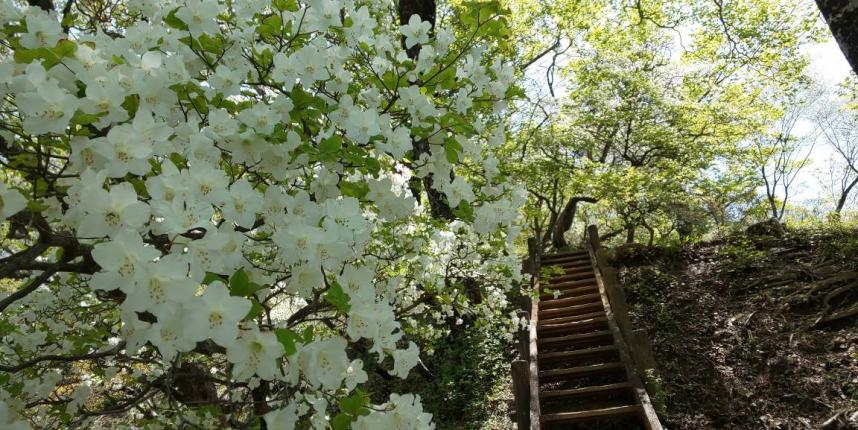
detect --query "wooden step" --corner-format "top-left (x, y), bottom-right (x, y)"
top-left (537, 316), bottom-right (609, 334)
top-left (543, 258), bottom-right (590, 267)
top-left (540, 382), bottom-right (634, 400)
top-left (538, 345), bottom-right (618, 362)
top-left (539, 362), bottom-right (625, 380)
top-left (543, 251), bottom-right (588, 259)
top-left (545, 259), bottom-right (591, 266)
top-left (546, 279), bottom-right (598, 290)
top-left (540, 293), bottom-right (602, 310)
top-left (541, 405), bottom-right (641, 424)
top-left (548, 261), bottom-right (591, 269)
top-left (540, 285), bottom-right (598, 300)
top-left (544, 263), bottom-right (592, 273)
top-left (554, 265), bottom-right (594, 274)
top-left (537, 330), bottom-right (613, 346)
top-left (538, 302), bottom-right (604, 319)
top-left (538, 311), bottom-right (606, 325)
top-left (549, 272), bottom-right (596, 283)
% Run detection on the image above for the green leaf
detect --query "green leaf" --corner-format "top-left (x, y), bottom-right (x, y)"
top-left (53, 40), bottom-right (77, 58)
top-left (61, 12), bottom-right (77, 30)
top-left (453, 200), bottom-right (475, 222)
top-left (203, 272), bottom-right (226, 285)
top-left (258, 14), bottom-right (282, 38)
top-left (128, 178), bottom-right (151, 199)
top-left (339, 181), bottom-right (369, 199)
top-left (331, 414), bottom-right (353, 430)
top-left (245, 300), bottom-right (264, 320)
top-left (198, 34), bottom-right (222, 54)
top-left (273, 0), bottom-right (299, 12)
top-left (71, 111), bottom-right (101, 126)
top-left (444, 140), bottom-right (460, 163)
top-left (163, 8), bottom-right (188, 30)
top-left (13, 48), bottom-right (38, 64)
top-left (324, 282), bottom-right (351, 313)
top-left (339, 390), bottom-right (371, 417)
top-left (318, 135), bottom-right (343, 162)
top-left (274, 328), bottom-right (301, 356)
top-left (229, 268), bottom-right (263, 297)
top-left (25, 200), bottom-right (48, 213)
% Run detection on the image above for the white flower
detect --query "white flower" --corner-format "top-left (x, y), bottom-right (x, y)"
top-left (344, 359), bottom-right (368, 390)
top-left (222, 179), bottom-right (262, 228)
top-left (391, 341), bottom-right (420, 378)
top-left (0, 181), bottom-right (27, 220)
top-left (305, 0), bottom-right (342, 32)
top-left (78, 182), bottom-right (150, 238)
top-left (285, 262), bottom-right (322, 298)
top-left (15, 81), bottom-right (78, 135)
top-left (176, 0), bottom-right (221, 37)
top-left (337, 264), bottom-right (375, 303)
top-left (95, 123), bottom-right (153, 177)
top-left (226, 326), bottom-right (284, 380)
top-left (443, 177), bottom-right (475, 206)
top-left (0, 399), bottom-right (32, 430)
top-left (347, 300), bottom-right (402, 356)
top-left (81, 78), bottom-right (128, 127)
top-left (186, 281), bottom-right (251, 347)
top-left (148, 309), bottom-right (200, 361)
top-left (264, 401), bottom-right (299, 430)
top-left (292, 43), bottom-right (330, 87)
top-left (188, 163), bottom-right (230, 205)
top-left (123, 256), bottom-right (196, 317)
top-left (353, 394), bottom-right (435, 430)
top-left (19, 12), bottom-right (63, 49)
top-left (90, 229), bottom-right (160, 292)
top-left (296, 336), bottom-right (349, 391)
top-left (400, 15), bottom-right (431, 49)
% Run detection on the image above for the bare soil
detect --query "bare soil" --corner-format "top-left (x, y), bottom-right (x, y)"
top-left (614, 228), bottom-right (858, 430)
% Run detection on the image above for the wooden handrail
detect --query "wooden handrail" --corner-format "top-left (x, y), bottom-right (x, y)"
top-left (585, 225), bottom-right (664, 430)
top-left (525, 236), bottom-right (542, 430)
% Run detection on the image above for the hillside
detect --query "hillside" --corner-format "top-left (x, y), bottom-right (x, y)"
top-left (615, 227), bottom-right (858, 429)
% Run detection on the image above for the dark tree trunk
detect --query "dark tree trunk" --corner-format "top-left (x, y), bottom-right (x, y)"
top-left (551, 196), bottom-right (598, 249)
top-left (625, 225), bottom-right (636, 244)
top-left (816, 0), bottom-right (858, 76)
top-left (26, 0), bottom-right (53, 11)
top-left (398, 0), bottom-right (437, 57)
top-left (835, 175), bottom-right (858, 213)
top-left (398, 0), bottom-right (454, 220)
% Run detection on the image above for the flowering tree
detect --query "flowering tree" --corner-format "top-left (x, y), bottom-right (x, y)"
top-left (0, 0), bottom-right (523, 428)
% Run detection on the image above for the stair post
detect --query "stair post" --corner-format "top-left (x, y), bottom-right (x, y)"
top-left (526, 236), bottom-right (541, 430)
top-left (511, 359), bottom-right (530, 430)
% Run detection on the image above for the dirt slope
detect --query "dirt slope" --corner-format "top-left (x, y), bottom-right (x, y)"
top-left (614, 227), bottom-right (858, 429)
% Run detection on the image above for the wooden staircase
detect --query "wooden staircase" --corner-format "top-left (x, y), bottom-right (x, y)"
top-left (537, 250), bottom-right (649, 429)
top-left (513, 227), bottom-right (663, 430)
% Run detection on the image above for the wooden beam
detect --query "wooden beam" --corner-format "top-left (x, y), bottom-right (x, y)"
top-left (527, 249), bottom-right (542, 430)
top-left (511, 360), bottom-right (531, 430)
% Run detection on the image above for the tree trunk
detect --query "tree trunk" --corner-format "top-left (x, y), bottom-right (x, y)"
top-left (398, 0), bottom-right (454, 220)
top-left (835, 175), bottom-right (858, 213)
top-left (625, 225), bottom-right (636, 244)
top-left (816, 0), bottom-right (858, 76)
top-left (767, 194), bottom-right (780, 220)
top-left (551, 196), bottom-right (598, 249)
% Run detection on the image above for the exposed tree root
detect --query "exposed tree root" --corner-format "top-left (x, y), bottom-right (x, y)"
top-left (813, 303), bottom-right (858, 328)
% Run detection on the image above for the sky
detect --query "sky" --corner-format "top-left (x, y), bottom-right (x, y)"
top-left (792, 36), bottom-right (854, 207)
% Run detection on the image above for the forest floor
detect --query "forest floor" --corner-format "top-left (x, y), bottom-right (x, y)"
top-left (615, 226), bottom-right (858, 430)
